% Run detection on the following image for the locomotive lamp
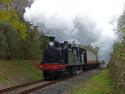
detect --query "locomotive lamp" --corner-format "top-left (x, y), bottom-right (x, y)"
top-left (48, 36), bottom-right (55, 47)
top-left (49, 41), bottom-right (54, 46)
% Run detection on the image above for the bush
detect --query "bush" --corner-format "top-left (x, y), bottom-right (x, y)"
top-left (109, 42), bottom-right (125, 94)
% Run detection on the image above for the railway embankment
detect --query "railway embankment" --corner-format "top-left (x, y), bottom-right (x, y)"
top-left (0, 64), bottom-right (110, 94)
top-left (68, 69), bottom-right (110, 94)
top-left (0, 60), bottom-right (42, 89)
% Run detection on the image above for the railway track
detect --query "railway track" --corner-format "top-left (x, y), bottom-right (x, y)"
top-left (0, 76), bottom-right (72, 94)
top-left (0, 79), bottom-right (62, 94)
top-left (0, 70), bottom-right (97, 94)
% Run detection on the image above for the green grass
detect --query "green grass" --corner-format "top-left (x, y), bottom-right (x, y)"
top-left (70, 69), bottom-right (110, 94)
top-left (0, 60), bottom-right (42, 86)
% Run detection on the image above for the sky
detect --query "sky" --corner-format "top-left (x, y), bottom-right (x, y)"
top-left (24, 0), bottom-right (124, 61)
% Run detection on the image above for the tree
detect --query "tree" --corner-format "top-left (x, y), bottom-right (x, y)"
top-left (0, 10), bottom-right (27, 40)
top-left (0, 0), bottom-right (48, 60)
top-left (109, 9), bottom-right (125, 94)
top-left (0, 32), bottom-right (7, 59)
top-left (118, 11), bottom-right (125, 41)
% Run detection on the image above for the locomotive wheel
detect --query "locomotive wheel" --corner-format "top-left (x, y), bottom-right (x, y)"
top-left (59, 71), bottom-right (65, 78)
top-left (61, 71), bottom-right (65, 78)
top-left (71, 66), bottom-right (77, 75)
top-left (55, 71), bottom-right (65, 79)
top-left (74, 66), bottom-right (77, 75)
top-left (43, 71), bottom-right (49, 80)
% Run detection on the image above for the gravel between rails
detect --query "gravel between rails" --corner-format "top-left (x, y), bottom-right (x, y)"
top-left (30, 69), bottom-right (100, 94)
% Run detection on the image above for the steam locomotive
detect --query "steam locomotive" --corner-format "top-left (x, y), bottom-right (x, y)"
top-left (38, 37), bottom-right (99, 79)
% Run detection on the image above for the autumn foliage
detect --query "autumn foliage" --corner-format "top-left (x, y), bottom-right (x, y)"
top-left (0, 0), bottom-right (48, 59)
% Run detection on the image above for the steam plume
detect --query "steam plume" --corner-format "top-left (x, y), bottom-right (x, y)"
top-left (24, 0), bottom-right (124, 61)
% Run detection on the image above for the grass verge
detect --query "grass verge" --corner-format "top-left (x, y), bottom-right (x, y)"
top-left (0, 60), bottom-right (42, 88)
top-left (70, 69), bottom-right (110, 94)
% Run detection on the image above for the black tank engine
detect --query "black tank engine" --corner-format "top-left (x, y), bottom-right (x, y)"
top-left (38, 36), bottom-right (99, 80)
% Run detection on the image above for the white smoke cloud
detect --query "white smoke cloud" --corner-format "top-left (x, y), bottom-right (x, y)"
top-left (23, 0), bottom-right (124, 61)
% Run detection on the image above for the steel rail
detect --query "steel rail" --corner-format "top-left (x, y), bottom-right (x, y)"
top-left (0, 80), bottom-right (43, 93)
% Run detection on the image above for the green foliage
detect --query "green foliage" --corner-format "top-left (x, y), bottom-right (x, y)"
top-left (109, 42), bottom-right (125, 94)
top-left (0, 32), bottom-right (7, 59)
top-left (24, 31), bottom-right (41, 59)
top-left (0, 9), bottom-right (49, 59)
top-left (118, 12), bottom-right (125, 40)
top-left (0, 10), bottom-right (27, 40)
top-left (0, 0), bottom-right (12, 5)
top-left (109, 9), bottom-right (125, 94)
top-left (40, 35), bottom-right (49, 53)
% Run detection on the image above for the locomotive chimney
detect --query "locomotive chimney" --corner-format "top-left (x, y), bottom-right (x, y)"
top-left (49, 36), bottom-right (55, 41)
top-left (64, 41), bottom-right (68, 48)
top-left (64, 41), bottom-right (68, 44)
